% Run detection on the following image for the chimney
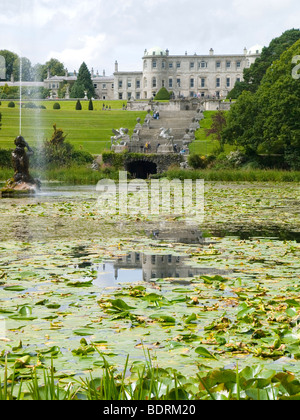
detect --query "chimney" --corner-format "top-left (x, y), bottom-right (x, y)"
top-left (209, 48), bottom-right (214, 55)
top-left (103, 69), bottom-right (106, 77)
top-left (91, 67), bottom-right (94, 77)
top-left (115, 60), bottom-right (119, 72)
top-left (244, 47), bottom-right (248, 55)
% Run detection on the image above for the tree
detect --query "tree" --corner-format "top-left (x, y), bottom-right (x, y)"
top-left (244, 29), bottom-right (300, 93)
top-left (228, 29), bottom-right (300, 99)
top-left (0, 50), bottom-right (19, 81)
top-left (205, 111), bottom-right (227, 149)
top-left (13, 57), bottom-right (33, 81)
top-left (222, 39), bottom-right (300, 168)
top-left (88, 98), bottom-right (93, 110)
top-left (70, 62), bottom-right (95, 99)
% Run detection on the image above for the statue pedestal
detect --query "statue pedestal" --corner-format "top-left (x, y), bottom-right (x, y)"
top-left (1, 178), bottom-right (40, 198)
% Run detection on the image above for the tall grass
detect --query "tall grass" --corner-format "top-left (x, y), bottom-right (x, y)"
top-left (0, 351), bottom-right (293, 400)
top-left (157, 168), bottom-right (300, 182)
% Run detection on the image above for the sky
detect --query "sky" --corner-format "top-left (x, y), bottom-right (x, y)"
top-left (0, 0), bottom-right (299, 75)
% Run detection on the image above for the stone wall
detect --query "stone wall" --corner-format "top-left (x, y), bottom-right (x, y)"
top-left (103, 152), bottom-right (183, 173)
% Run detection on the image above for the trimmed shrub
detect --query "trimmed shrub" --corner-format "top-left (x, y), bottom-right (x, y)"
top-left (76, 100), bottom-right (82, 110)
top-left (88, 98), bottom-right (93, 111)
top-left (53, 102), bottom-right (61, 110)
top-left (8, 101), bottom-right (15, 108)
top-left (154, 87), bottom-right (172, 100)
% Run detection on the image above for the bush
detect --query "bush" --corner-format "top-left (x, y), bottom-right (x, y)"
top-left (188, 154), bottom-right (207, 169)
top-left (8, 101), bottom-right (15, 108)
top-left (88, 99), bottom-right (93, 111)
top-left (0, 149), bottom-right (12, 168)
top-left (53, 102), bottom-right (61, 110)
top-left (76, 100), bottom-right (82, 110)
top-left (154, 87), bottom-right (172, 100)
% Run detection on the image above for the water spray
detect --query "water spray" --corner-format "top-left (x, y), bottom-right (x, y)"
top-left (19, 56), bottom-right (22, 135)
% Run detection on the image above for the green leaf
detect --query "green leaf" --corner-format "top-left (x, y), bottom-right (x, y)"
top-left (149, 314), bottom-right (176, 324)
top-left (195, 346), bottom-right (218, 360)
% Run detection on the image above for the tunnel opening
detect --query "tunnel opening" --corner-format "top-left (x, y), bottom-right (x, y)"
top-left (126, 160), bottom-right (157, 179)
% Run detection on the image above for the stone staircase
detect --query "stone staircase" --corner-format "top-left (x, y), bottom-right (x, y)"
top-left (129, 110), bottom-right (197, 153)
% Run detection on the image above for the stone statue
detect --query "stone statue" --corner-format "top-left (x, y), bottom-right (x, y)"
top-left (159, 127), bottom-right (174, 144)
top-left (111, 128), bottom-right (130, 145)
top-left (12, 136), bottom-right (35, 184)
top-left (1, 136), bottom-right (41, 196)
top-left (143, 111), bottom-right (152, 128)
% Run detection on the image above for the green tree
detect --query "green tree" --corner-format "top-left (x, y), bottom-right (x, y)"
top-left (205, 111), bottom-right (227, 149)
top-left (13, 57), bottom-right (33, 81)
top-left (228, 29), bottom-right (300, 99)
top-left (88, 98), bottom-right (93, 110)
top-left (0, 50), bottom-right (18, 81)
top-left (70, 62), bottom-right (95, 99)
top-left (222, 39), bottom-right (300, 168)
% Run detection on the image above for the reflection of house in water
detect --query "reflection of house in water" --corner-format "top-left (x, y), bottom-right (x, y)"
top-left (114, 252), bottom-right (228, 282)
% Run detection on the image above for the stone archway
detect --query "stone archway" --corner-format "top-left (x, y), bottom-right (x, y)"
top-left (126, 160), bottom-right (157, 179)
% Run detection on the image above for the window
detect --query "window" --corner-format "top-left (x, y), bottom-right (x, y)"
top-left (162, 79), bottom-right (165, 87)
top-left (102, 83), bottom-right (106, 89)
top-left (136, 92), bottom-right (140, 99)
top-left (136, 80), bottom-right (140, 89)
top-left (200, 61), bottom-right (207, 68)
top-left (236, 77), bottom-right (241, 83)
top-left (169, 78), bottom-right (173, 88)
top-left (144, 77), bottom-right (147, 88)
top-left (201, 78), bottom-right (205, 88)
top-left (216, 77), bottom-right (220, 88)
top-left (162, 60), bottom-right (166, 69)
top-left (190, 62), bottom-right (195, 69)
top-left (176, 78), bottom-right (181, 87)
top-left (127, 92), bottom-right (132, 100)
top-left (119, 93), bottom-right (123, 100)
top-left (127, 80), bottom-right (132, 88)
top-left (169, 62), bottom-right (173, 69)
top-left (152, 77), bottom-right (157, 88)
top-left (216, 61), bottom-right (221, 69)
top-left (226, 77), bottom-right (231, 88)
top-left (94, 84), bottom-right (97, 89)
top-left (176, 61), bottom-right (181, 69)
top-left (226, 61), bottom-right (231, 68)
top-left (151, 255), bottom-right (156, 264)
top-left (152, 60), bottom-right (157, 69)
top-left (118, 80), bottom-right (123, 89)
top-left (236, 61), bottom-right (241, 68)
top-left (190, 78), bottom-right (194, 88)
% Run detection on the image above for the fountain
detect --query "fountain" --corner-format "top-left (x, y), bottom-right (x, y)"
top-left (1, 57), bottom-right (41, 197)
top-left (0, 136), bottom-right (41, 197)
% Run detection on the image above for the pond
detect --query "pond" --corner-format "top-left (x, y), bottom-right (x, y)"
top-left (0, 181), bottom-right (299, 383)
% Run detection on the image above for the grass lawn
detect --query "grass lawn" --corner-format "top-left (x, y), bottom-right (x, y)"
top-left (0, 103), bottom-right (230, 156)
top-left (0, 100), bottom-right (146, 155)
top-left (189, 110), bottom-right (234, 155)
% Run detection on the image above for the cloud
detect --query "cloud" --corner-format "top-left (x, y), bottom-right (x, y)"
top-left (0, 0), bottom-right (299, 73)
top-left (47, 34), bottom-right (108, 71)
